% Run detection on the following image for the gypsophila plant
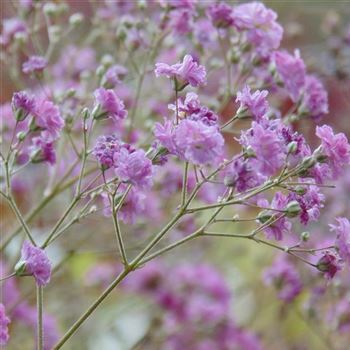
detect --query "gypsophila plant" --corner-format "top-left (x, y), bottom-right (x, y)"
top-left (1, 1), bottom-right (350, 349)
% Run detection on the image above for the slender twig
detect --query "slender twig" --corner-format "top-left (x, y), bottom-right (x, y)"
top-left (37, 286), bottom-right (44, 350)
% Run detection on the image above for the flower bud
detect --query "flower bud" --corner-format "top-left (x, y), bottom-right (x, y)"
top-left (69, 13), bottom-right (84, 26)
top-left (258, 210), bottom-right (272, 224)
top-left (17, 131), bottom-right (27, 142)
top-left (287, 141), bottom-right (298, 154)
top-left (295, 186), bottom-right (307, 196)
top-left (101, 54), bottom-right (114, 68)
top-left (14, 260), bottom-right (26, 276)
top-left (244, 146), bottom-right (256, 158)
top-left (48, 25), bottom-right (61, 43)
top-left (286, 200), bottom-right (301, 218)
top-left (301, 231), bottom-right (310, 242)
top-left (301, 156), bottom-right (316, 170)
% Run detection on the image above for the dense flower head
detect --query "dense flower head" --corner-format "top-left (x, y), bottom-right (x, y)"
top-left (114, 148), bottom-right (153, 188)
top-left (236, 85), bottom-right (269, 121)
top-left (174, 92), bottom-right (218, 126)
top-left (33, 98), bottom-right (64, 141)
top-left (263, 256), bottom-right (303, 302)
top-left (19, 241), bottom-right (52, 286)
top-left (173, 119), bottom-right (224, 165)
top-left (315, 125), bottom-right (350, 178)
top-left (0, 304), bottom-right (10, 346)
top-left (239, 120), bottom-right (285, 176)
top-left (92, 135), bottom-right (133, 169)
top-left (93, 88), bottom-right (128, 121)
top-left (233, 2), bottom-right (283, 55)
top-left (207, 2), bottom-right (234, 28)
top-left (155, 54), bottom-right (206, 88)
top-left (331, 217), bottom-right (350, 265)
top-left (273, 50), bottom-right (306, 101)
top-left (299, 75), bottom-right (329, 120)
top-left (22, 55), bottom-right (47, 74)
top-left (11, 91), bottom-right (36, 121)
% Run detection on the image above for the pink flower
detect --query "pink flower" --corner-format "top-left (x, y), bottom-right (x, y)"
top-left (273, 50), bottom-right (306, 102)
top-left (239, 121), bottom-right (285, 176)
top-left (11, 91), bottom-right (36, 121)
top-left (316, 125), bottom-right (350, 178)
top-left (114, 148), bottom-right (153, 189)
top-left (155, 54), bottom-right (206, 88)
top-left (331, 217), bottom-right (350, 265)
top-left (233, 2), bottom-right (283, 55)
top-left (0, 304), bottom-right (10, 346)
top-left (93, 88), bottom-right (128, 122)
top-left (19, 241), bottom-right (52, 286)
top-left (300, 75), bottom-right (328, 121)
top-left (263, 256), bottom-right (302, 302)
top-left (30, 136), bottom-right (56, 165)
top-left (236, 85), bottom-right (269, 121)
top-left (102, 64), bottom-right (128, 88)
top-left (207, 2), bottom-right (234, 28)
top-left (33, 99), bottom-right (64, 141)
top-left (316, 251), bottom-right (342, 280)
top-left (173, 119), bottom-right (224, 165)
top-left (22, 56), bottom-right (47, 74)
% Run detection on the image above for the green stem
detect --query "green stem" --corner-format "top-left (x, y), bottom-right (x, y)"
top-left (37, 286), bottom-right (44, 350)
top-left (181, 162), bottom-right (189, 206)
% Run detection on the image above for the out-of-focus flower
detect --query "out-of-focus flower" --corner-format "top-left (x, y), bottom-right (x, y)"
top-left (11, 91), bottom-right (36, 121)
top-left (207, 2), bottom-right (234, 28)
top-left (316, 125), bottom-right (350, 178)
top-left (22, 56), bottom-right (47, 74)
top-left (299, 75), bottom-right (328, 121)
top-left (93, 88), bottom-right (128, 122)
top-left (331, 217), bottom-right (350, 265)
top-left (155, 54), bottom-right (206, 88)
top-left (0, 304), bottom-right (10, 346)
top-left (263, 256), bottom-right (303, 302)
top-left (17, 241), bottom-right (52, 286)
top-left (0, 18), bottom-right (27, 47)
top-left (273, 50), bottom-right (306, 101)
top-left (233, 2), bottom-right (283, 55)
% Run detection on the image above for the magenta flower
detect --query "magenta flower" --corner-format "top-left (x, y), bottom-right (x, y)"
top-left (0, 18), bottom-right (27, 47)
top-left (92, 135), bottom-right (133, 169)
top-left (224, 156), bottom-right (266, 192)
top-left (18, 241), bottom-right (52, 286)
top-left (240, 121), bottom-right (285, 176)
top-left (30, 136), bottom-right (56, 165)
top-left (173, 119), bottom-right (224, 165)
top-left (331, 217), bottom-right (350, 265)
top-left (0, 304), bottom-right (10, 346)
top-left (93, 88), bottom-right (128, 121)
top-left (22, 55), bottom-right (47, 74)
top-left (207, 2), bottom-right (234, 28)
top-left (155, 54), bottom-right (206, 88)
top-left (300, 75), bottom-right (328, 120)
top-left (273, 50), bottom-right (306, 102)
top-left (316, 251), bottom-right (342, 280)
top-left (233, 2), bottom-right (283, 54)
top-left (169, 9), bottom-right (194, 35)
top-left (103, 64), bottom-right (128, 88)
top-left (11, 91), bottom-right (36, 121)
top-left (236, 85), bottom-right (269, 121)
top-left (33, 99), bottom-right (64, 141)
top-left (316, 124), bottom-right (350, 178)
top-left (263, 256), bottom-right (303, 302)
top-left (258, 192), bottom-right (292, 240)
top-left (154, 119), bottom-right (177, 154)
top-left (114, 148), bottom-right (153, 189)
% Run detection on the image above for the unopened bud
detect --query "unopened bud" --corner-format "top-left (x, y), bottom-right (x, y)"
top-left (258, 210), bottom-right (272, 224)
top-left (287, 141), bottom-right (298, 154)
top-left (301, 156), bottom-right (316, 170)
top-left (69, 13), bottom-right (83, 26)
top-left (301, 231), bottom-right (310, 241)
top-left (17, 131), bottom-right (26, 142)
top-left (286, 200), bottom-right (301, 218)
